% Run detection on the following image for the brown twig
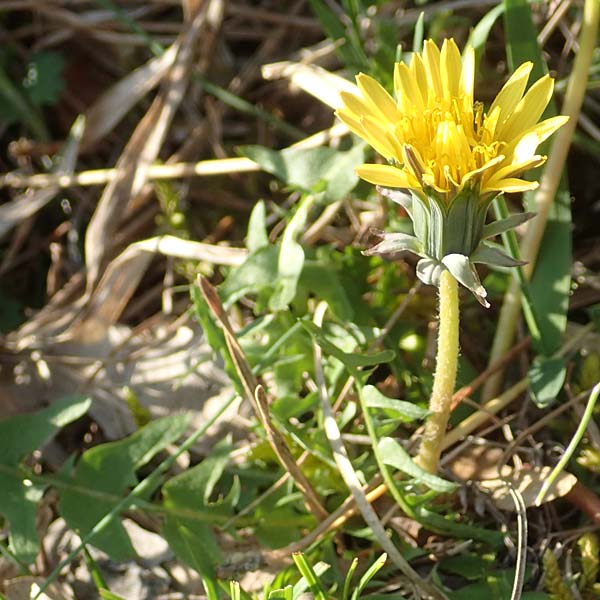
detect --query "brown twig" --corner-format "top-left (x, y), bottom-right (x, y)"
top-left (198, 277), bottom-right (328, 522)
top-left (566, 481), bottom-right (600, 527)
top-left (450, 337), bottom-right (531, 411)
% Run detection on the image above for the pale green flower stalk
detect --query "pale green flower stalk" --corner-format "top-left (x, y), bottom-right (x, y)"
top-left (336, 38), bottom-right (567, 473)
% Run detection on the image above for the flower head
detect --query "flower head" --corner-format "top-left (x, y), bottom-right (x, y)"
top-left (336, 38), bottom-right (567, 203)
top-left (336, 39), bottom-right (568, 307)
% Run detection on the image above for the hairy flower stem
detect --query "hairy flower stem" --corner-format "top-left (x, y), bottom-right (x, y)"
top-left (417, 270), bottom-right (460, 474)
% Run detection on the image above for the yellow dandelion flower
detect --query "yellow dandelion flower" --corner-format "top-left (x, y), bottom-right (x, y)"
top-left (336, 38), bottom-right (568, 306)
top-left (336, 38), bottom-right (568, 203)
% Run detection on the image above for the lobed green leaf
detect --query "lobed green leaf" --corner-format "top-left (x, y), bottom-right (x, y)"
top-left (378, 437), bottom-right (457, 493)
top-left (59, 414), bottom-right (189, 561)
top-left (0, 395), bottom-right (90, 564)
top-left (363, 385), bottom-right (429, 421)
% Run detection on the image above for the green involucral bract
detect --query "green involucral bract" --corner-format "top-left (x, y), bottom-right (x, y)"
top-left (364, 187), bottom-right (533, 307)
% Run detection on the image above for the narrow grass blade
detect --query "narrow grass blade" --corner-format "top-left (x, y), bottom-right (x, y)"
top-left (342, 558), bottom-right (358, 600)
top-left (307, 0), bottom-right (369, 72)
top-left (535, 382), bottom-right (600, 505)
top-left (292, 553), bottom-right (329, 600)
top-left (352, 553), bottom-right (387, 600)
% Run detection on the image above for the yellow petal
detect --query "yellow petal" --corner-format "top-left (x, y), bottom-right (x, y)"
top-left (483, 177), bottom-right (539, 193)
top-left (410, 53), bottom-right (429, 105)
top-left (504, 115), bottom-right (570, 160)
top-left (481, 105), bottom-right (501, 141)
top-left (337, 40), bottom-right (567, 206)
top-left (461, 45), bottom-right (475, 102)
top-left (513, 131), bottom-right (546, 163)
top-left (394, 61), bottom-right (423, 111)
top-left (423, 40), bottom-right (443, 98)
top-left (528, 114), bottom-right (569, 142)
top-left (484, 156), bottom-right (546, 184)
top-left (462, 155), bottom-right (505, 185)
top-left (338, 91), bottom-right (375, 123)
top-left (434, 119), bottom-right (471, 180)
top-left (337, 106), bottom-right (399, 160)
top-left (355, 164), bottom-right (417, 188)
top-left (360, 115), bottom-right (398, 159)
top-left (356, 73), bottom-right (401, 123)
top-left (335, 109), bottom-right (365, 138)
top-left (422, 171), bottom-right (448, 193)
top-left (393, 62), bottom-right (402, 99)
top-left (489, 62), bottom-right (533, 126)
top-left (498, 75), bottom-right (555, 142)
top-left (441, 38), bottom-right (462, 99)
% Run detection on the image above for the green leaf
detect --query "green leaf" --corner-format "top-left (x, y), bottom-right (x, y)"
top-left (161, 517), bottom-right (221, 599)
top-left (59, 414), bottom-right (189, 561)
top-left (300, 261), bottom-right (354, 321)
top-left (527, 191), bottom-right (572, 354)
top-left (503, 0), bottom-right (571, 356)
top-left (270, 195), bottom-right (315, 311)
top-left (229, 581), bottom-right (241, 600)
top-left (414, 506), bottom-right (503, 546)
top-left (471, 243), bottom-right (527, 268)
top-left (0, 58), bottom-right (49, 139)
top-left (268, 587), bottom-right (294, 600)
top-left (448, 568), bottom-right (517, 600)
top-left (301, 321), bottom-right (395, 370)
top-left (342, 558), bottom-right (359, 600)
top-left (0, 395), bottom-right (90, 563)
top-left (240, 145), bottom-right (364, 202)
top-left (0, 395), bottom-right (90, 465)
top-left (467, 4), bottom-right (505, 56)
top-left (270, 239), bottom-right (305, 311)
top-left (0, 483), bottom-right (44, 567)
top-left (503, 0), bottom-right (547, 79)
top-left (222, 244), bottom-right (354, 320)
top-left (588, 303), bottom-right (600, 331)
top-left (439, 554), bottom-right (493, 580)
top-left (377, 437), bottom-right (457, 493)
top-left (220, 245), bottom-right (279, 305)
top-left (291, 553), bottom-right (330, 600)
top-left (447, 581), bottom-right (499, 600)
top-left (412, 12), bottom-right (425, 53)
top-left (22, 51), bottom-right (65, 106)
top-left (99, 590), bottom-right (127, 600)
top-left (123, 387), bottom-right (151, 427)
top-left (247, 200), bottom-right (269, 253)
top-left (363, 385), bottom-right (429, 421)
top-left (306, 0), bottom-right (369, 72)
top-left (482, 212), bottom-right (535, 239)
top-left (492, 197), bottom-right (544, 346)
top-left (362, 232), bottom-right (423, 257)
top-left (351, 553), bottom-right (387, 600)
top-left (528, 355), bottom-right (567, 408)
top-left (161, 439), bottom-right (236, 595)
top-left (441, 254), bottom-right (489, 308)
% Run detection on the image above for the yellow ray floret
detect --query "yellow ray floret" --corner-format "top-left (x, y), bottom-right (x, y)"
top-left (336, 38), bottom-right (568, 202)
